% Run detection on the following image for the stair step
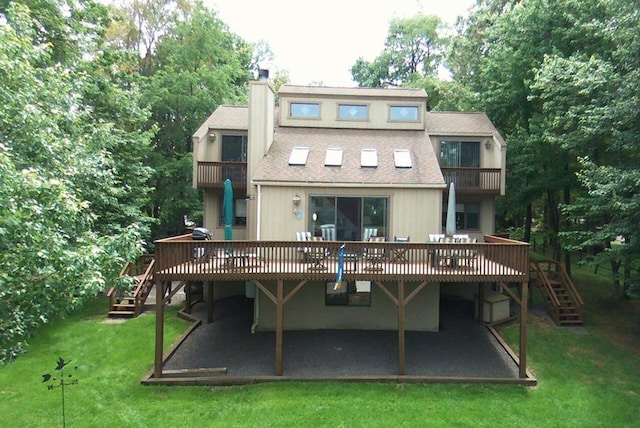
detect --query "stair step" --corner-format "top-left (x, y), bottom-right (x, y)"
top-left (108, 310), bottom-right (136, 317)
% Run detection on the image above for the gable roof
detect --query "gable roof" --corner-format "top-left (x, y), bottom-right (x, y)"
top-left (200, 105), bottom-right (249, 131)
top-left (253, 127), bottom-right (445, 187)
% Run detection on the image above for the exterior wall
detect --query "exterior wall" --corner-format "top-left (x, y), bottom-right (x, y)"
top-left (257, 185), bottom-right (442, 241)
top-left (279, 95), bottom-right (425, 131)
top-left (255, 280), bottom-right (440, 331)
top-left (203, 189), bottom-right (248, 240)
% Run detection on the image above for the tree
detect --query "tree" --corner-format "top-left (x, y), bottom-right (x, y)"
top-left (350, 14), bottom-right (446, 88)
top-left (142, 1), bottom-right (253, 237)
top-left (0, 2), bottom-right (152, 362)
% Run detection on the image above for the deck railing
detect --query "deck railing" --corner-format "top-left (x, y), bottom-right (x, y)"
top-left (196, 161), bottom-right (247, 189)
top-left (154, 235), bottom-right (529, 283)
top-left (441, 167), bottom-right (501, 194)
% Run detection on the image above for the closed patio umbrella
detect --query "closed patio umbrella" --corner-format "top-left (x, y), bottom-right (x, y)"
top-left (223, 178), bottom-right (234, 241)
top-left (445, 182), bottom-right (456, 237)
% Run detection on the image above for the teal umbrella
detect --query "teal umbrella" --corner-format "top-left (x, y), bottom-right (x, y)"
top-left (445, 182), bottom-right (456, 237)
top-left (223, 178), bottom-right (234, 241)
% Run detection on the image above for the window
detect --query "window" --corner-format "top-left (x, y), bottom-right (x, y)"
top-left (219, 197), bottom-right (247, 226)
top-left (326, 280), bottom-right (371, 306)
top-left (440, 141), bottom-right (480, 167)
top-left (442, 202), bottom-right (480, 230)
top-left (310, 196), bottom-right (388, 240)
top-left (389, 105), bottom-right (419, 121)
top-left (361, 148), bottom-right (378, 168)
top-left (290, 102), bottom-right (320, 118)
top-left (325, 148), bottom-right (343, 166)
top-left (393, 149), bottom-right (412, 168)
top-left (221, 135), bottom-right (247, 162)
top-left (289, 146), bottom-right (309, 165)
top-left (338, 104), bottom-right (368, 120)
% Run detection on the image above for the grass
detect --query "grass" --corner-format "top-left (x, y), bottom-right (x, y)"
top-left (1, 264), bottom-right (639, 427)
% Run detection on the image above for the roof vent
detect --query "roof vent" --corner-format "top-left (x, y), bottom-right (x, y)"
top-left (258, 69), bottom-right (269, 81)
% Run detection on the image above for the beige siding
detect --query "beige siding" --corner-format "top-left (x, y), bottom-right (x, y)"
top-left (255, 280), bottom-right (440, 331)
top-left (279, 96), bottom-right (425, 131)
top-left (257, 185), bottom-right (442, 241)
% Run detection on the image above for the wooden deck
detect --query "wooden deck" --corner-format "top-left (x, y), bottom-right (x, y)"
top-left (149, 234), bottom-right (533, 385)
top-left (154, 235), bottom-right (530, 284)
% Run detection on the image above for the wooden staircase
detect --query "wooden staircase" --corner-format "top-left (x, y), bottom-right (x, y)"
top-left (107, 254), bottom-right (155, 318)
top-left (529, 259), bottom-right (584, 326)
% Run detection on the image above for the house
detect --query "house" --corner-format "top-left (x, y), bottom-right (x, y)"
top-left (147, 74), bottom-right (533, 385)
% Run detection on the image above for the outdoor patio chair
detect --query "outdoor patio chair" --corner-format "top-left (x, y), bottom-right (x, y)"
top-left (306, 236), bottom-right (328, 271)
top-left (320, 224), bottom-right (336, 241)
top-left (363, 227), bottom-right (378, 241)
top-left (456, 237), bottom-right (479, 268)
top-left (295, 231), bottom-right (312, 262)
top-left (364, 236), bottom-right (386, 271)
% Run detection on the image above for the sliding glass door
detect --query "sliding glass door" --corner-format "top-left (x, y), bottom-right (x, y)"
top-left (309, 196), bottom-right (388, 240)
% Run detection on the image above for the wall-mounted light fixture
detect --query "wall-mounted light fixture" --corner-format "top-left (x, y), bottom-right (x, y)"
top-left (292, 194), bottom-right (301, 206)
top-left (208, 132), bottom-right (216, 143)
top-left (485, 139), bottom-right (492, 150)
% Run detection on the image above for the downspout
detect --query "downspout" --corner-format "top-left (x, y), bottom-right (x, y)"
top-left (251, 184), bottom-right (262, 333)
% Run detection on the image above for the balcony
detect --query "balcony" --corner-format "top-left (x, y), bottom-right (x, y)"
top-left (441, 167), bottom-right (501, 194)
top-left (196, 161), bottom-right (247, 190)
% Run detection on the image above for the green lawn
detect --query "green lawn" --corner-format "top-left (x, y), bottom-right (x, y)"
top-left (1, 265), bottom-right (639, 427)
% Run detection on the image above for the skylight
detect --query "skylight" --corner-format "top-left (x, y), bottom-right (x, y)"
top-left (325, 148), bottom-right (343, 166)
top-left (360, 148), bottom-right (378, 168)
top-left (288, 146), bottom-right (309, 165)
top-left (394, 149), bottom-right (412, 168)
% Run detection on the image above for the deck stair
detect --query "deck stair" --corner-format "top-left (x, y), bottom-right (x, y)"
top-left (529, 259), bottom-right (584, 326)
top-left (107, 254), bottom-right (155, 318)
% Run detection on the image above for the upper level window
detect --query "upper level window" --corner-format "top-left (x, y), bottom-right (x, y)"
top-left (221, 135), bottom-right (247, 162)
top-left (338, 104), bottom-right (368, 120)
top-left (360, 148), bottom-right (378, 168)
top-left (289, 146), bottom-right (309, 165)
top-left (325, 148), bottom-right (343, 166)
top-left (290, 102), bottom-right (320, 119)
top-left (394, 149), bottom-right (412, 168)
top-left (389, 105), bottom-right (419, 121)
top-left (440, 141), bottom-right (480, 167)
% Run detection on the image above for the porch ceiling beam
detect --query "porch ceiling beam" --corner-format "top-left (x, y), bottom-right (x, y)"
top-left (254, 280), bottom-right (277, 305)
top-left (283, 280), bottom-right (308, 305)
top-left (519, 281), bottom-right (528, 378)
top-left (276, 280), bottom-right (284, 376)
top-left (404, 280), bottom-right (428, 306)
top-left (154, 280), bottom-right (165, 379)
top-left (374, 281), bottom-right (398, 306)
top-left (162, 280), bottom-right (187, 306)
top-left (498, 281), bottom-right (522, 306)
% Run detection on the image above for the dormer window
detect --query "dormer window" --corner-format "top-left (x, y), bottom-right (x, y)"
top-left (338, 104), bottom-right (368, 120)
top-left (360, 148), bottom-right (378, 168)
top-left (290, 102), bottom-right (320, 119)
top-left (389, 105), bottom-right (419, 122)
top-left (289, 146), bottom-right (310, 165)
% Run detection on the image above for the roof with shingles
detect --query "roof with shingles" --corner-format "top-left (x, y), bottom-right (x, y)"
top-left (253, 127), bottom-right (445, 187)
top-left (204, 105), bottom-right (249, 130)
top-left (425, 112), bottom-right (503, 138)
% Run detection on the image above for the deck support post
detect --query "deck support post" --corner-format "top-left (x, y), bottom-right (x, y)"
top-left (398, 279), bottom-right (406, 375)
top-left (519, 281), bottom-right (528, 378)
top-left (154, 280), bottom-right (164, 379)
top-left (275, 279), bottom-right (284, 376)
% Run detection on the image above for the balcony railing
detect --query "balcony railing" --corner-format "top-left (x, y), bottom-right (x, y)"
top-left (441, 167), bottom-right (501, 194)
top-left (154, 235), bottom-right (529, 283)
top-left (196, 161), bottom-right (247, 190)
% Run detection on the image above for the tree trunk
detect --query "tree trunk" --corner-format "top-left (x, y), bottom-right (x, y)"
top-left (524, 203), bottom-right (532, 243)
